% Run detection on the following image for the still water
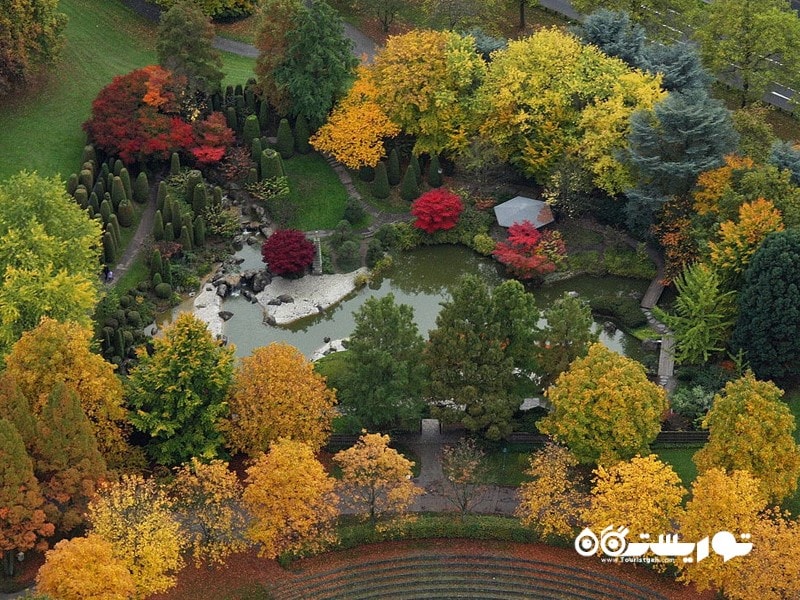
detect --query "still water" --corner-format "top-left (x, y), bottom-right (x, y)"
top-left (166, 245), bottom-right (653, 363)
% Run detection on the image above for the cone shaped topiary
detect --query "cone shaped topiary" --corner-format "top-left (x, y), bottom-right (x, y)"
top-left (109, 214), bottom-right (122, 247)
top-left (89, 192), bottom-right (100, 214)
top-left (213, 186), bottom-right (223, 206)
top-left (186, 170), bottom-right (202, 205)
top-left (113, 159), bottom-right (123, 176)
top-left (428, 155), bottom-right (442, 187)
top-left (410, 154), bottom-right (422, 185)
top-left (99, 199), bottom-right (112, 225)
top-left (294, 114), bottom-right (311, 154)
top-left (157, 181), bottom-right (167, 212)
top-left (251, 137), bottom-right (263, 163)
top-left (246, 167), bottom-right (258, 185)
top-left (170, 152), bottom-right (181, 177)
top-left (74, 186), bottom-right (88, 209)
top-left (225, 106), bottom-right (238, 132)
top-left (400, 164), bottom-right (420, 201)
top-left (194, 216), bottom-right (206, 247)
top-left (120, 168), bottom-right (132, 201)
top-left (164, 222), bottom-right (175, 242)
top-left (180, 225), bottom-right (193, 252)
top-left (133, 172), bottom-right (149, 203)
top-left (276, 118), bottom-right (294, 159)
top-left (243, 114), bottom-right (260, 145)
top-left (117, 198), bottom-right (134, 227)
top-left (261, 149), bottom-right (285, 180)
top-left (192, 183), bottom-right (207, 215)
top-left (103, 231), bottom-right (116, 263)
top-left (79, 169), bottom-right (93, 192)
top-left (372, 161), bottom-right (390, 199)
top-left (111, 176), bottom-right (125, 210)
top-left (153, 210), bottom-right (165, 241)
top-left (258, 99), bottom-right (270, 133)
top-left (66, 173), bottom-right (79, 196)
top-left (388, 148), bottom-right (401, 186)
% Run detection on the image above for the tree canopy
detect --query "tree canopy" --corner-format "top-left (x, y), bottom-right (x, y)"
top-left (0, 173), bottom-right (101, 354)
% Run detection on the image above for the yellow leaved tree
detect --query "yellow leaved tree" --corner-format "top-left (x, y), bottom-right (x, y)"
top-left (223, 342), bottom-right (336, 456)
top-left (243, 438), bottom-right (338, 559)
top-left (694, 371), bottom-right (800, 503)
top-left (88, 475), bottom-right (185, 598)
top-left (4, 318), bottom-right (131, 468)
top-left (677, 468), bottom-right (767, 593)
top-left (36, 534), bottom-right (135, 600)
top-left (310, 66), bottom-right (400, 169)
top-left (170, 458), bottom-right (249, 566)
top-left (516, 443), bottom-right (585, 540)
top-left (582, 455), bottom-right (685, 557)
top-left (333, 432), bottom-right (423, 525)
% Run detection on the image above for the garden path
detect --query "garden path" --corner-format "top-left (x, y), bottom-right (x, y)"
top-left (106, 182), bottom-right (158, 287)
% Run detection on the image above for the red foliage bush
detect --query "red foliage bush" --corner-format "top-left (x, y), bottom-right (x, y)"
top-left (84, 66), bottom-right (233, 166)
top-left (493, 221), bottom-right (566, 280)
top-left (411, 189), bottom-right (464, 234)
top-left (261, 229), bottom-right (316, 276)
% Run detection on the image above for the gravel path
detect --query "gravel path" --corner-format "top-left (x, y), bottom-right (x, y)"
top-left (107, 183), bottom-right (157, 287)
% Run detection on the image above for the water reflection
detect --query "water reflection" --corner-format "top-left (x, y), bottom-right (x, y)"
top-left (166, 245), bottom-right (655, 364)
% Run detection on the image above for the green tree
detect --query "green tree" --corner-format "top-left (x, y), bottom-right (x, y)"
top-left (732, 229), bottom-right (800, 380)
top-left (0, 0), bottom-right (66, 96)
top-left (538, 343), bottom-right (667, 464)
top-left (35, 383), bottom-right (107, 534)
top-left (653, 263), bottom-right (737, 365)
top-left (640, 41), bottom-right (712, 93)
top-left (275, 0), bottom-right (358, 128)
top-left (0, 172), bottom-right (102, 354)
top-left (534, 292), bottom-right (598, 387)
top-left (127, 312), bottom-right (235, 465)
top-left (0, 419), bottom-right (54, 577)
top-left (694, 372), bottom-right (800, 503)
top-left (571, 0), bottom-right (691, 34)
top-left (338, 295), bottom-right (427, 430)
top-left (425, 276), bottom-right (538, 440)
top-left (254, 0), bottom-right (303, 114)
top-left (627, 90), bottom-right (738, 198)
top-left (577, 9), bottom-right (646, 66)
top-left (157, 1), bottom-right (224, 94)
top-left (693, 0), bottom-right (800, 107)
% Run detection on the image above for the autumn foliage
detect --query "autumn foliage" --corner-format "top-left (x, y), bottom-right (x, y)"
top-left (36, 535), bottom-right (136, 600)
top-left (493, 221), bottom-right (566, 279)
top-left (224, 343), bottom-right (336, 456)
top-left (411, 189), bottom-right (464, 233)
top-left (83, 65), bottom-right (233, 165)
top-left (243, 438), bottom-right (338, 559)
top-left (261, 229), bottom-right (316, 276)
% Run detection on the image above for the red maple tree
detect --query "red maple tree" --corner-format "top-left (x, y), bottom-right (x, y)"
top-left (493, 221), bottom-right (566, 279)
top-left (262, 229), bottom-right (316, 276)
top-left (411, 189), bottom-right (464, 234)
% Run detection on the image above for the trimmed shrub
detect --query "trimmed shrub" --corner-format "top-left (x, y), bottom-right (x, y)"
top-left (180, 225), bottom-right (193, 252)
top-left (111, 176), bottom-right (126, 210)
top-left (171, 199), bottom-right (183, 231)
top-left (428, 154), bottom-right (442, 187)
top-left (246, 167), bottom-right (258, 185)
top-left (117, 198), bottom-right (134, 227)
top-left (245, 87), bottom-right (256, 112)
top-left (109, 214), bottom-right (122, 247)
top-left (164, 222), bottom-right (175, 242)
top-left (358, 165), bottom-right (375, 182)
top-left (154, 210), bottom-right (165, 241)
top-left (186, 170), bottom-right (203, 205)
top-left (66, 173), bottom-right (79, 196)
top-left (99, 162), bottom-right (110, 181)
top-left (89, 192), bottom-right (100, 214)
top-left (192, 183), bottom-right (207, 215)
top-left (212, 186), bottom-right (223, 206)
top-left (126, 310), bottom-right (142, 328)
top-left (156, 181), bottom-right (167, 212)
top-left (387, 148), bottom-right (401, 185)
top-left (365, 238), bottom-right (385, 268)
top-left (170, 152), bottom-right (181, 177)
top-left (103, 231), bottom-right (116, 263)
top-left (225, 106), bottom-right (238, 132)
top-left (99, 199), bottom-right (112, 225)
top-left (400, 165), bottom-right (420, 201)
top-left (79, 169), bottom-right (93, 192)
top-left (411, 189), bottom-right (463, 233)
top-left (74, 186), bottom-right (88, 209)
top-left (152, 272), bottom-right (163, 287)
top-left (133, 172), bottom-right (149, 203)
top-left (472, 232), bottom-right (496, 256)
top-left (113, 159), bottom-right (123, 176)
top-left (82, 145), bottom-right (97, 165)
top-left (336, 240), bottom-right (360, 272)
top-left (151, 249), bottom-right (163, 278)
top-left (344, 198), bottom-right (365, 225)
top-left (106, 173), bottom-right (114, 195)
top-left (93, 180), bottom-right (105, 201)
top-left (120, 168), bottom-right (133, 201)
top-left (242, 114), bottom-right (260, 145)
top-left (251, 137), bottom-right (263, 163)
top-left (154, 282), bottom-right (173, 299)
top-left (194, 216), bottom-right (206, 247)
top-left (410, 154), bottom-right (422, 185)
top-left (294, 114), bottom-right (311, 154)
top-left (276, 118), bottom-right (294, 159)
top-left (261, 149), bottom-right (285, 180)
top-left (372, 161), bottom-right (390, 199)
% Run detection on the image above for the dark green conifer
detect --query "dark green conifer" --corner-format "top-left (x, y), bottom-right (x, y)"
top-left (400, 165), bottom-right (420, 201)
top-left (153, 210), bottom-right (165, 241)
top-left (133, 172), bottom-right (149, 204)
top-left (372, 161), bottom-right (390, 199)
top-left (276, 118), bottom-right (294, 159)
top-left (387, 148), bottom-right (401, 185)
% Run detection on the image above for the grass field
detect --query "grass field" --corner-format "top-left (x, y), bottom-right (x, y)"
top-left (0, 0), bottom-right (255, 182)
top-left (284, 152), bottom-right (349, 230)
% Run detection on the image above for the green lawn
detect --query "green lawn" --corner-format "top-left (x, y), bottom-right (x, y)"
top-left (283, 152), bottom-right (350, 230)
top-left (653, 446), bottom-right (700, 490)
top-left (0, 0), bottom-right (255, 182)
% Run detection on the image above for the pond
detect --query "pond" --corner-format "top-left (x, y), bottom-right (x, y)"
top-left (163, 244), bottom-right (654, 364)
